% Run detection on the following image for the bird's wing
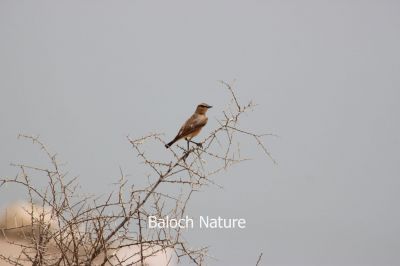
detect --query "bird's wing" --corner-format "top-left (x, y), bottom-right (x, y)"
top-left (177, 114), bottom-right (208, 139)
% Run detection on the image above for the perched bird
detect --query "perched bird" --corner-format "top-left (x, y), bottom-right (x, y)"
top-left (165, 103), bottom-right (212, 149)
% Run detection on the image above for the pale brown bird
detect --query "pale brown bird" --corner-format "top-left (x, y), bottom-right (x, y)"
top-left (165, 103), bottom-right (212, 149)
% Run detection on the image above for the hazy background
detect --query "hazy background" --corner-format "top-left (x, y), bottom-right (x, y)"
top-left (1, 1), bottom-right (400, 265)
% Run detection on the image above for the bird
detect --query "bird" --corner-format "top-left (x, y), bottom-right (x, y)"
top-left (165, 103), bottom-right (212, 149)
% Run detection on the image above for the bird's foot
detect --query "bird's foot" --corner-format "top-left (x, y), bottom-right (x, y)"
top-left (183, 151), bottom-right (189, 162)
top-left (188, 140), bottom-right (203, 148)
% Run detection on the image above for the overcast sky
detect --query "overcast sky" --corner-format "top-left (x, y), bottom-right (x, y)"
top-left (1, 1), bottom-right (400, 265)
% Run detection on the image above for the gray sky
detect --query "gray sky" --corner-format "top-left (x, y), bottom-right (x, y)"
top-left (1, 1), bottom-right (400, 265)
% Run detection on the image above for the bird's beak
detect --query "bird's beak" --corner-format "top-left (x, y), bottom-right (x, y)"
top-left (207, 105), bottom-right (213, 109)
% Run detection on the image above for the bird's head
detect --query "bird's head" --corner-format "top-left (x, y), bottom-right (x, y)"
top-left (195, 103), bottom-right (212, 114)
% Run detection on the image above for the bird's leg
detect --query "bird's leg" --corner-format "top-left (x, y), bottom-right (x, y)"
top-left (181, 139), bottom-right (190, 162)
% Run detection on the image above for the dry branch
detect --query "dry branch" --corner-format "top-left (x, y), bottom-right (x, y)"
top-left (0, 81), bottom-right (275, 265)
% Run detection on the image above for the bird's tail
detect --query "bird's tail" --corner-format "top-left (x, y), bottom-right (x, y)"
top-left (165, 138), bottom-right (178, 149)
